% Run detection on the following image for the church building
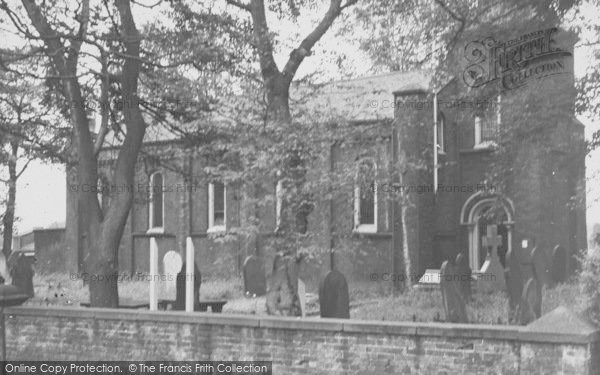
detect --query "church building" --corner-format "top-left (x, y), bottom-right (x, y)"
top-left (65, 28), bottom-right (587, 286)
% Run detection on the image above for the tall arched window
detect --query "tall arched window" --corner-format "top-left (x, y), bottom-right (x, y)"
top-left (148, 171), bottom-right (164, 230)
top-left (354, 158), bottom-right (377, 233)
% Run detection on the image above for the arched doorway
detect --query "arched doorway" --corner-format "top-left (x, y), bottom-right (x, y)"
top-left (460, 192), bottom-right (515, 271)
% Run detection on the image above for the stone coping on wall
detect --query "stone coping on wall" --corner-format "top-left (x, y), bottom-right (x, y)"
top-left (5, 305), bottom-right (599, 345)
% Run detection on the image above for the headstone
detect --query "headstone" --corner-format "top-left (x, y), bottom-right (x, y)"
top-left (318, 269), bottom-right (350, 319)
top-left (163, 251), bottom-right (182, 295)
top-left (477, 225), bottom-right (506, 292)
top-left (530, 245), bottom-right (547, 286)
top-left (549, 245), bottom-right (567, 285)
top-left (10, 254), bottom-right (34, 297)
top-left (520, 277), bottom-right (541, 324)
top-left (440, 260), bottom-right (468, 323)
top-left (298, 279), bottom-right (306, 317)
top-left (504, 246), bottom-right (524, 324)
top-left (519, 238), bottom-right (537, 282)
top-left (455, 253), bottom-right (472, 301)
top-left (243, 255), bottom-right (267, 297)
top-left (174, 262), bottom-right (201, 310)
top-left (418, 269), bottom-right (441, 286)
top-left (266, 254), bottom-right (301, 316)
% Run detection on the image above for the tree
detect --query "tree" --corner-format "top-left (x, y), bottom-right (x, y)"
top-left (0, 57), bottom-right (67, 282)
top-left (1, 0), bottom-right (235, 306)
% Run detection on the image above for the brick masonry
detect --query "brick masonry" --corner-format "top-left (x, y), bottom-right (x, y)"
top-left (2, 306), bottom-right (599, 374)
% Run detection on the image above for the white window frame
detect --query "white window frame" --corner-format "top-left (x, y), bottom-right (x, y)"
top-left (208, 181), bottom-right (226, 233)
top-left (353, 159), bottom-right (378, 233)
top-left (148, 171), bottom-right (165, 233)
top-left (474, 94), bottom-right (501, 149)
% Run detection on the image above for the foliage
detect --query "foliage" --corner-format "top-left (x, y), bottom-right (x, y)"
top-left (579, 248), bottom-right (600, 326)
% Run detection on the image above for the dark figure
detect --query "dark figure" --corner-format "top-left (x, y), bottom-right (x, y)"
top-left (174, 262), bottom-right (201, 310)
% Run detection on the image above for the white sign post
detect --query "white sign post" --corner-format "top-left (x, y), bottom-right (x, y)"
top-left (185, 237), bottom-right (195, 312)
top-left (149, 237), bottom-right (159, 311)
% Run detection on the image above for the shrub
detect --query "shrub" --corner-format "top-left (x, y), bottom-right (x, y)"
top-left (579, 248), bottom-right (600, 326)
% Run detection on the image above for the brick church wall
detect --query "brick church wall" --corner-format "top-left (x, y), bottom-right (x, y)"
top-left (4, 306), bottom-right (599, 375)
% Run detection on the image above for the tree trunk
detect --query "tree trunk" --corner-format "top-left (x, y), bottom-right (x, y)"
top-left (2, 141), bottom-right (18, 258)
top-left (0, 141), bottom-right (18, 284)
top-left (19, 0), bottom-right (146, 307)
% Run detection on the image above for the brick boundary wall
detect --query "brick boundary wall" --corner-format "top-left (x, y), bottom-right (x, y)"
top-left (2, 306), bottom-right (599, 374)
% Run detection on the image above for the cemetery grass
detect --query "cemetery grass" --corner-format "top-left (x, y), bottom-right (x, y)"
top-left (350, 281), bottom-right (585, 324)
top-left (28, 273), bottom-right (583, 324)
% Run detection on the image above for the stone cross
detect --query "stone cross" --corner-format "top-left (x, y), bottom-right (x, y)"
top-left (482, 225), bottom-right (502, 258)
top-left (478, 225), bottom-right (506, 293)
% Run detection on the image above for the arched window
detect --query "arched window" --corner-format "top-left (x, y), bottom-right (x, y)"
top-left (148, 171), bottom-right (164, 230)
top-left (354, 158), bottom-right (377, 233)
top-left (208, 181), bottom-right (226, 232)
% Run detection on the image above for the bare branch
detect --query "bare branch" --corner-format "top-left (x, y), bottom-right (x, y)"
top-left (226, 0), bottom-right (251, 12)
top-left (282, 0), bottom-right (357, 84)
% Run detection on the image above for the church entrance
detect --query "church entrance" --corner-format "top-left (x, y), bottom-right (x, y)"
top-left (460, 192), bottom-right (514, 272)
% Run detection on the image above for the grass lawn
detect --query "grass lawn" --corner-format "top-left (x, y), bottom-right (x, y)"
top-left (26, 272), bottom-right (583, 324)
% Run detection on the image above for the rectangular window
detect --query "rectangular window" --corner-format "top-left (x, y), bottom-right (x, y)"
top-left (208, 182), bottom-right (226, 232)
top-left (474, 94), bottom-right (501, 148)
top-left (148, 172), bottom-right (164, 231)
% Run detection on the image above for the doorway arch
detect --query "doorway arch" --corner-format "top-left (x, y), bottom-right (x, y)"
top-left (460, 192), bottom-right (515, 270)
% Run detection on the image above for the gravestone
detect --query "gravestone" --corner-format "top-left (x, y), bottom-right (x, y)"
top-left (174, 262), bottom-right (201, 310)
top-left (163, 251), bottom-right (182, 296)
top-left (298, 279), bottom-right (306, 317)
top-left (10, 254), bottom-right (34, 297)
top-left (440, 260), bottom-right (468, 323)
top-left (418, 269), bottom-right (441, 287)
top-left (477, 225), bottom-right (506, 293)
top-left (530, 245), bottom-right (547, 286)
top-left (455, 252), bottom-right (472, 301)
top-left (243, 255), bottom-right (267, 297)
top-left (318, 269), bottom-right (350, 319)
top-left (549, 245), bottom-right (567, 285)
top-left (520, 277), bottom-right (541, 324)
top-left (504, 246), bottom-right (524, 324)
top-left (266, 254), bottom-right (301, 316)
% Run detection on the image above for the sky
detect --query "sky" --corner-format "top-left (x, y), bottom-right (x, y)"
top-left (4, 1), bottom-right (600, 240)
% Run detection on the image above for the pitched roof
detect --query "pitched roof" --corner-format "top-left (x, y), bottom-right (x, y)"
top-left (100, 70), bottom-right (435, 147)
top-left (292, 70), bottom-right (434, 122)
